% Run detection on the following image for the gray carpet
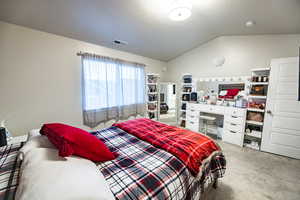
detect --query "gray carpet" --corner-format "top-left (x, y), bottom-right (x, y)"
top-left (207, 141), bottom-right (300, 200)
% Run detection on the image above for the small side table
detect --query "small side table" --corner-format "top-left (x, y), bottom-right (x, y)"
top-left (7, 135), bottom-right (28, 145)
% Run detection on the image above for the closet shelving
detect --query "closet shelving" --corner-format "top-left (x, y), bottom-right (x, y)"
top-left (246, 120), bottom-right (264, 126)
top-left (248, 95), bottom-right (267, 99)
top-left (249, 82), bottom-right (269, 86)
top-left (247, 108), bottom-right (265, 113)
top-left (179, 74), bottom-right (194, 128)
top-left (244, 68), bottom-right (270, 151)
top-left (146, 73), bottom-right (160, 121)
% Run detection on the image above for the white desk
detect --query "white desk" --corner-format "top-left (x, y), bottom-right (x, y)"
top-left (186, 102), bottom-right (246, 147)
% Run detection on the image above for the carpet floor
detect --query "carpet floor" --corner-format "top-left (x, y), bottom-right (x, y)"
top-left (207, 141), bottom-right (300, 200)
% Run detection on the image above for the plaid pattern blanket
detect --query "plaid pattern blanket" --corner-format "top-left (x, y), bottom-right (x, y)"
top-left (94, 127), bottom-right (226, 200)
top-left (0, 143), bottom-right (23, 200)
top-left (113, 118), bottom-right (223, 176)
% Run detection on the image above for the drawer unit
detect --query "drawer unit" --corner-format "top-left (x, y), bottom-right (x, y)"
top-left (222, 129), bottom-right (243, 146)
top-left (224, 121), bottom-right (244, 133)
top-left (197, 104), bottom-right (210, 112)
top-left (186, 121), bottom-right (199, 132)
top-left (206, 105), bottom-right (225, 115)
top-left (187, 103), bottom-right (201, 111)
top-left (186, 114), bottom-right (199, 123)
top-left (223, 107), bottom-right (246, 146)
top-left (186, 109), bottom-right (200, 117)
top-left (224, 115), bottom-right (244, 125)
top-left (225, 107), bottom-right (246, 117)
top-left (187, 103), bottom-right (226, 115)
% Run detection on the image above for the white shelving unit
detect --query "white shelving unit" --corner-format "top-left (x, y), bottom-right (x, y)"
top-left (247, 108), bottom-right (265, 113)
top-left (244, 68), bottom-right (270, 151)
top-left (146, 73), bottom-right (160, 121)
top-left (248, 95), bottom-right (267, 99)
top-left (179, 74), bottom-right (194, 128)
top-left (245, 131), bottom-right (262, 139)
top-left (244, 143), bottom-right (260, 151)
top-left (251, 67), bottom-right (270, 72)
top-left (250, 82), bottom-right (269, 85)
top-left (246, 120), bottom-right (264, 126)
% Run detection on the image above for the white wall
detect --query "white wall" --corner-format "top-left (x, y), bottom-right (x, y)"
top-left (0, 21), bottom-right (167, 136)
top-left (166, 35), bottom-right (300, 82)
top-left (1, 21), bottom-right (300, 136)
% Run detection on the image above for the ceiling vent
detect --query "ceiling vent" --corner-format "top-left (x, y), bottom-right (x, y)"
top-left (113, 40), bottom-right (128, 46)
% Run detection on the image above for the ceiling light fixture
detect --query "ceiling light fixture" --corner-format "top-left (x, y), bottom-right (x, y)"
top-left (169, 0), bottom-right (192, 21)
top-left (245, 20), bottom-right (256, 27)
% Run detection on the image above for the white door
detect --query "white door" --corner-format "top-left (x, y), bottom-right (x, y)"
top-left (261, 57), bottom-right (300, 159)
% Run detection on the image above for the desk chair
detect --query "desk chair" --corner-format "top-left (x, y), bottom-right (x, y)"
top-left (199, 115), bottom-right (216, 136)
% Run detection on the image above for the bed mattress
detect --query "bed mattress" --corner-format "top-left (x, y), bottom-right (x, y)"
top-left (0, 126), bottom-right (226, 200)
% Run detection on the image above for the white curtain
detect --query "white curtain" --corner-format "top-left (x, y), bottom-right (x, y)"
top-left (81, 54), bottom-right (145, 128)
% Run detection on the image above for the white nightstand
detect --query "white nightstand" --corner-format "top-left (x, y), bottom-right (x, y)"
top-left (7, 135), bottom-right (28, 145)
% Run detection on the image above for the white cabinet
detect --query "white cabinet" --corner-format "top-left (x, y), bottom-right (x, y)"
top-left (186, 109), bottom-right (200, 117)
top-left (225, 107), bottom-right (246, 117)
top-left (186, 103), bottom-right (200, 132)
top-left (186, 103), bottom-right (246, 147)
top-left (223, 107), bottom-right (246, 147)
top-left (222, 130), bottom-right (244, 146)
top-left (186, 120), bottom-right (199, 132)
top-left (208, 105), bottom-right (225, 115)
top-left (188, 103), bottom-right (202, 111)
top-left (224, 121), bottom-right (244, 133)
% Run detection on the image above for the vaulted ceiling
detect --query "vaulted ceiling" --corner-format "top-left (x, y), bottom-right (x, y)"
top-left (1, 0), bottom-right (300, 61)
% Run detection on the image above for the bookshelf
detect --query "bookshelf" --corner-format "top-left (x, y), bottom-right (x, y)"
top-left (146, 74), bottom-right (160, 120)
top-left (179, 74), bottom-right (194, 127)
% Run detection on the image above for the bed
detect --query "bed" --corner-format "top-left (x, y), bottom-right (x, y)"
top-left (0, 119), bottom-right (226, 200)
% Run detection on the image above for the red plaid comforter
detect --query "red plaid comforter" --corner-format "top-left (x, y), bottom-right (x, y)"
top-left (95, 127), bottom-right (226, 200)
top-left (113, 118), bottom-right (222, 176)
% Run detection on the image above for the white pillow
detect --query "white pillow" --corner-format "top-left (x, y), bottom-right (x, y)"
top-left (27, 129), bottom-right (41, 140)
top-left (16, 148), bottom-right (114, 200)
top-left (18, 135), bottom-right (55, 161)
top-left (219, 90), bottom-right (228, 96)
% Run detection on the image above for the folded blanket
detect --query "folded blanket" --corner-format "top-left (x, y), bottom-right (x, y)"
top-left (113, 118), bottom-right (224, 176)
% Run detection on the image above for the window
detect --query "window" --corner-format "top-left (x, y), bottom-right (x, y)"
top-left (81, 54), bottom-right (145, 128)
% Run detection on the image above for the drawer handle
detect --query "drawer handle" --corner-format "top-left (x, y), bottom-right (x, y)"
top-left (231, 115), bottom-right (238, 118)
top-left (190, 121), bottom-right (194, 124)
top-left (191, 109), bottom-right (195, 112)
top-left (230, 123), bottom-right (237, 126)
top-left (190, 116), bottom-right (194, 118)
top-left (230, 130), bottom-right (237, 134)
